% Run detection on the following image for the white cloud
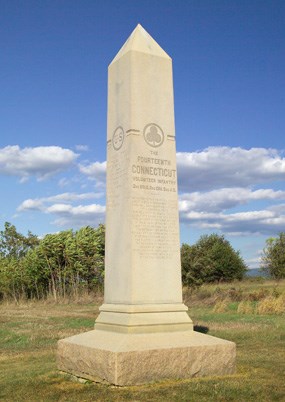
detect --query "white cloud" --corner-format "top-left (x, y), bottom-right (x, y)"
top-left (17, 192), bottom-right (105, 228)
top-left (179, 188), bottom-right (285, 213)
top-left (180, 208), bottom-right (285, 235)
top-left (0, 145), bottom-right (78, 181)
top-left (58, 178), bottom-right (70, 187)
top-left (269, 203), bottom-right (285, 214)
top-left (177, 147), bottom-right (285, 192)
top-left (246, 257), bottom-right (262, 269)
top-left (17, 192), bottom-right (104, 212)
top-left (75, 144), bottom-right (89, 152)
top-left (18, 199), bottom-right (44, 212)
top-left (79, 161), bottom-right (106, 184)
top-left (176, 147), bottom-right (285, 236)
top-left (47, 203), bottom-right (106, 227)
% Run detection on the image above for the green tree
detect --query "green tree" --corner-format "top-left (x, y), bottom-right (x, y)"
top-left (22, 247), bottom-right (48, 299)
top-left (0, 257), bottom-right (24, 301)
top-left (181, 243), bottom-right (210, 287)
top-left (0, 222), bottom-right (39, 259)
top-left (75, 224), bottom-right (105, 289)
top-left (0, 222), bottom-right (106, 301)
top-left (26, 230), bottom-right (75, 300)
top-left (181, 234), bottom-right (247, 286)
top-left (0, 222), bottom-right (39, 300)
top-left (261, 233), bottom-right (285, 279)
top-left (22, 224), bottom-right (106, 300)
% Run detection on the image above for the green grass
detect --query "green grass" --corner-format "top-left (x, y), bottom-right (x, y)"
top-left (0, 280), bottom-right (284, 401)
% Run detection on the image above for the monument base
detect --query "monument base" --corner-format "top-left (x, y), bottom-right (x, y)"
top-left (95, 302), bottom-right (193, 333)
top-left (57, 329), bottom-right (236, 386)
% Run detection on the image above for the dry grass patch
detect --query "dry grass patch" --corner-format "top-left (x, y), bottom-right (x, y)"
top-left (212, 298), bottom-right (230, 313)
top-left (184, 280), bottom-right (285, 319)
top-left (237, 301), bottom-right (255, 315)
top-left (183, 279), bottom-right (285, 308)
top-left (256, 295), bottom-right (285, 315)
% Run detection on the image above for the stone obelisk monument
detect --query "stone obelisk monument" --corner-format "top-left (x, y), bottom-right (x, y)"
top-left (57, 25), bottom-right (235, 386)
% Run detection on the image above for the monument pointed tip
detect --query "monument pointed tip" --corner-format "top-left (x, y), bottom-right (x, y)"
top-left (110, 24), bottom-right (171, 65)
top-left (135, 23), bottom-right (146, 31)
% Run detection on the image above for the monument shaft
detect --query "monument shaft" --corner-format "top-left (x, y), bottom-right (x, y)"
top-left (105, 26), bottom-right (181, 304)
top-left (95, 25), bottom-right (192, 333)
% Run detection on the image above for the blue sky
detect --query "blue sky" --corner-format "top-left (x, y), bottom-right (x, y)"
top-left (1, 0), bottom-right (285, 268)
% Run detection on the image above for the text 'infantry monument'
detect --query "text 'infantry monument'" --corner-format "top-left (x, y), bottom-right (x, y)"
top-left (57, 24), bottom-right (236, 386)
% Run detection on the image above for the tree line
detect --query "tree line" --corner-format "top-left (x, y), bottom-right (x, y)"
top-left (0, 222), bottom-right (105, 301)
top-left (0, 222), bottom-right (284, 301)
top-left (183, 233), bottom-right (285, 282)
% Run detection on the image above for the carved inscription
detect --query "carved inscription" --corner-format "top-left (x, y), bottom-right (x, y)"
top-left (107, 128), bottom-right (180, 262)
top-left (107, 148), bottom-right (129, 209)
top-left (131, 155), bottom-right (177, 193)
top-left (131, 197), bottom-right (179, 259)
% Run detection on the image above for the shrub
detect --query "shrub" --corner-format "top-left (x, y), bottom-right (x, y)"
top-left (181, 234), bottom-right (247, 287)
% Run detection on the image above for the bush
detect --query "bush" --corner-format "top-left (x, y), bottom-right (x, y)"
top-left (181, 234), bottom-right (247, 287)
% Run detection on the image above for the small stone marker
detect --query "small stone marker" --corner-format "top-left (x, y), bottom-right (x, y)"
top-left (57, 24), bottom-right (236, 386)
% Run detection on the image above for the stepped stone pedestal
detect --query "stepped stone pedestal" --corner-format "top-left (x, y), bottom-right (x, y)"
top-left (57, 24), bottom-right (236, 386)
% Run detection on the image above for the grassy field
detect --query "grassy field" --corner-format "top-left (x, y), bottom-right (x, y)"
top-left (0, 279), bottom-right (284, 401)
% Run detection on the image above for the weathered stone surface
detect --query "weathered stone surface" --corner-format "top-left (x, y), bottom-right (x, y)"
top-left (57, 330), bottom-right (236, 386)
top-left (103, 23), bottom-right (183, 306)
top-left (96, 22), bottom-right (193, 332)
top-left (95, 302), bottom-right (193, 333)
